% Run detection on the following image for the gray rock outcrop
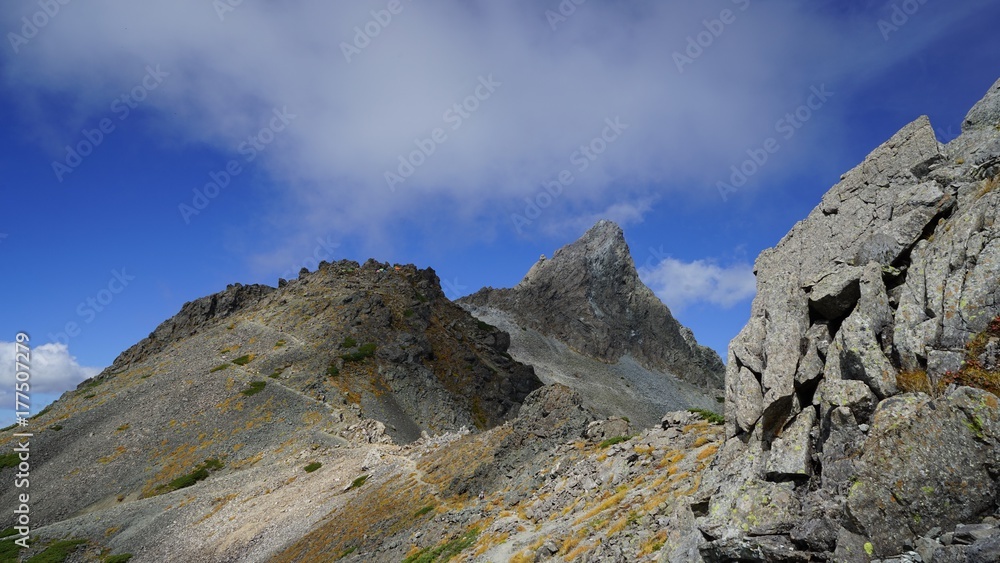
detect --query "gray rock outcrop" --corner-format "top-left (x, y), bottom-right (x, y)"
top-left (696, 76), bottom-right (1000, 559)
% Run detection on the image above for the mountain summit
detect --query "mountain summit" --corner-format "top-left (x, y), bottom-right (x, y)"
top-left (460, 220), bottom-right (723, 427)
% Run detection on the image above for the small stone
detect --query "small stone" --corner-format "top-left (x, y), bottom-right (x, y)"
top-left (916, 536), bottom-right (941, 563)
top-left (954, 523), bottom-right (1000, 544)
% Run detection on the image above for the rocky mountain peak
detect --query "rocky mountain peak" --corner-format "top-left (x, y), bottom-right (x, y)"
top-left (461, 221), bottom-right (724, 398)
top-left (519, 219), bottom-right (631, 289)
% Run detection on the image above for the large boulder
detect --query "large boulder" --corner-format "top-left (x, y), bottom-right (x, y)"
top-left (846, 387), bottom-right (1000, 556)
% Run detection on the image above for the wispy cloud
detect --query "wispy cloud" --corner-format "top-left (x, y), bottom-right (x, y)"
top-left (639, 257), bottom-right (756, 313)
top-left (1, 0), bottom-right (991, 251)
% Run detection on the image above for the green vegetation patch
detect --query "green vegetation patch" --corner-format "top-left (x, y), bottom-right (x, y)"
top-left (414, 504), bottom-right (436, 518)
top-left (336, 546), bottom-right (358, 560)
top-left (232, 354), bottom-right (254, 366)
top-left (105, 555), bottom-right (134, 563)
top-left (348, 474), bottom-right (368, 490)
top-left (209, 363), bottom-right (230, 373)
top-left (340, 336), bottom-right (357, 349)
top-left (155, 458), bottom-right (223, 495)
top-left (25, 538), bottom-right (87, 563)
top-left (0, 527), bottom-right (16, 539)
top-left (304, 462), bottom-right (322, 473)
top-left (0, 537), bottom-right (22, 561)
top-left (49, 425), bottom-right (63, 431)
top-left (273, 339), bottom-right (287, 348)
top-left (598, 436), bottom-right (631, 449)
top-left (326, 362), bottom-right (340, 377)
top-left (341, 343), bottom-right (377, 363)
top-left (402, 527), bottom-right (480, 563)
top-left (0, 452), bottom-right (20, 469)
top-left (688, 408), bottom-right (725, 424)
top-left (241, 381), bottom-right (266, 396)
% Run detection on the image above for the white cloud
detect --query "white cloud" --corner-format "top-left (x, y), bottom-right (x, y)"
top-left (640, 257), bottom-right (756, 313)
top-left (1, 0), bottom-right (992, 251)
top-left (541, 198), bottom-right (656, 238)
top-left (0, 342), bottom-right (102, 396)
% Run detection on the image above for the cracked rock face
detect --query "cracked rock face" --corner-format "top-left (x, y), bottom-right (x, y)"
top-left (703, 76), bottom-right (1000, 558)
top-left (725, 114), bottom-right (951, 442)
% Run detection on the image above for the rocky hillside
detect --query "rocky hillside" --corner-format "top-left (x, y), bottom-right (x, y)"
top-left (106, 259), bottom-right (540, 442)
top-left (460, 221), bottom-right (724, 427)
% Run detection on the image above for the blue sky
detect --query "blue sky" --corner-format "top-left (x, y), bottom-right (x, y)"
top-left (2, 0), bottom-right (1000, 425)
